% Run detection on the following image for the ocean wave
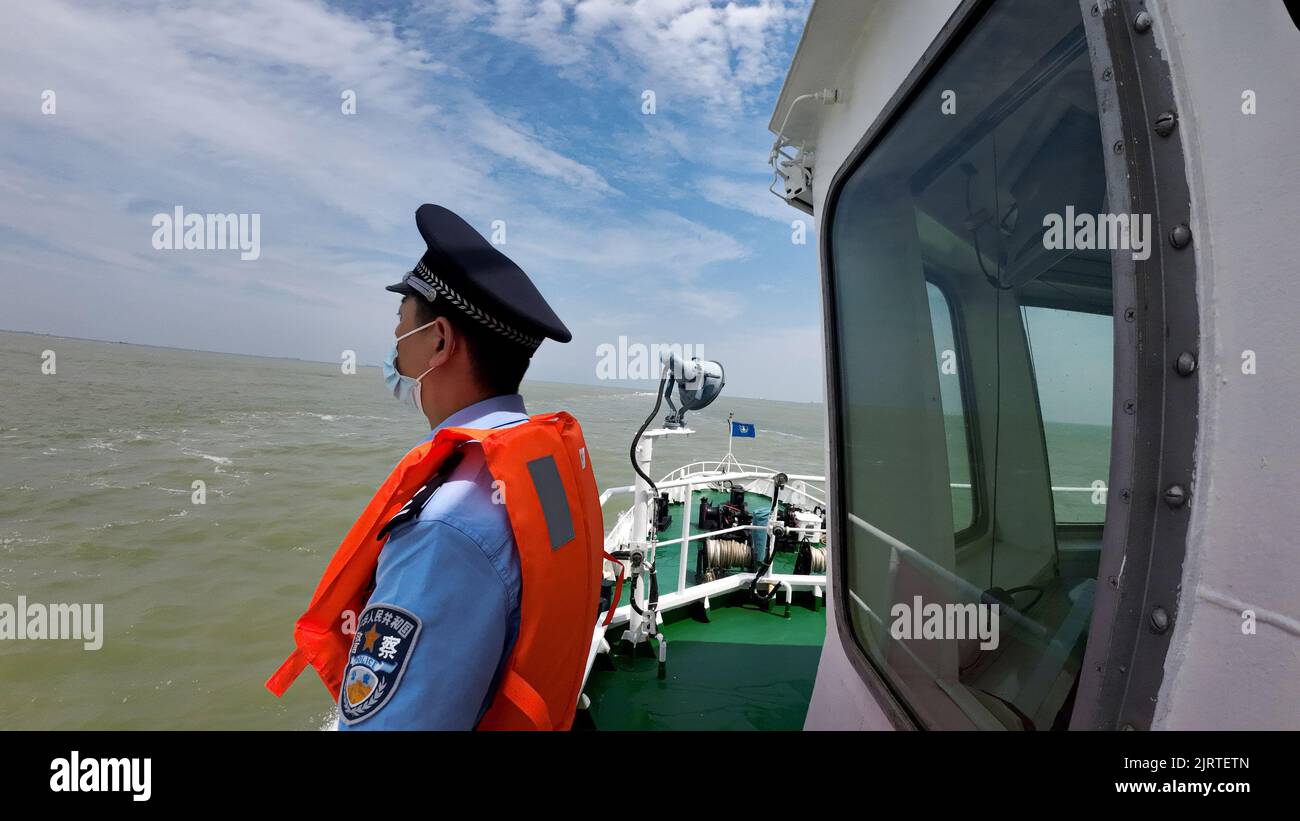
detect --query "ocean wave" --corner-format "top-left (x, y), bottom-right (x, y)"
top-left (88, 520), bottom-right (147, 531)
top-left (181, 449), bottom-right (233, 466)
top-left (89, 478), bottom-right (134, 490)
top-left (88, 509), bottom-right (190, 529)
top-left (106, 428), bottom-right (150, 442)
top-left (318, 710), bottom-right (339, 731)
top-left (82, 439), bottom-right (123, 452)
top-left (1, 533), bottom-right (53, 548)
top-left (758, 428), bottom-right (804, 440)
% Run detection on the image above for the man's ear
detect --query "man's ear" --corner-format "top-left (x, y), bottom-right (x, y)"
top-left (425, 316), bottom-right (455, 369)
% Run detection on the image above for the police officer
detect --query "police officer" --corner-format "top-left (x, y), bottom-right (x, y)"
top-left (341, 204), bottom-right (573, 729)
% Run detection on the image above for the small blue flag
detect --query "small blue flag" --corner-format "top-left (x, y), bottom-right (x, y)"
top-left (731, 421), bottom-right (756, 438)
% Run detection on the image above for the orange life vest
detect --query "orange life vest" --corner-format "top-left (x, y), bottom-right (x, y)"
top-left (264, 411), bottom-right (604, 730)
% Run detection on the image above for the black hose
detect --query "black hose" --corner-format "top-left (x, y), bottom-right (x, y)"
top-left (629, 366), bottom-right (672, 497)
top-left (626, 366), bottom-right (673, 624)
top-left (627, 558), bottom-right (662, 616)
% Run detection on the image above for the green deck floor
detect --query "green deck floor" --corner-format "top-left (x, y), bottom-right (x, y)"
top-left (579, 593), bottom-right (826, 731)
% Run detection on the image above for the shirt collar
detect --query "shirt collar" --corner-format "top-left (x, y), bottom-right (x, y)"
top-left (424, 393), bottom-right (528, 441)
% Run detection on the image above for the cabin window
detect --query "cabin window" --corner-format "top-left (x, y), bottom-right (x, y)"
top-left (928, 282), bottom-right (976, 534)
top-left (1021, 306), bottom-right (1113, 524)
top-left (827, 0), bottom-right (1110, 729)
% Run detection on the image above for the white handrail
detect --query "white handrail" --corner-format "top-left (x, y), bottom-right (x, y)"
top-left (652, 470), bottom-right (826, 493)
top-left (655, 524), bottom-right (826, 549)
top-left (950, 482), bottom-right (1105, 493)
top-left (846, 512), bottom-right (1049, 639)
top-left (598, 470), bottom-right (826, 507)
top-left (598, 485), bottom-right (635, 506)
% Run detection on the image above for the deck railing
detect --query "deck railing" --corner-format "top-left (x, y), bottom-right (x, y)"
top-left (599, 466), bottom-right (828, 595)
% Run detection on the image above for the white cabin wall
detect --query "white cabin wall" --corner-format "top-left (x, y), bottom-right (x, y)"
top-left (801, 0), bottom-right (962, 731)
top-left (807, 0), bottom-right (962, 218)
top-left (1147, 0), bottom-right (1300, 730)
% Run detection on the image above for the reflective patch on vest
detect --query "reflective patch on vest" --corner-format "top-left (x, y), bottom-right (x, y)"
top-left (526, 455), bottom-right (576, 550)
top-left (338, 603), bottom-right (422, 725)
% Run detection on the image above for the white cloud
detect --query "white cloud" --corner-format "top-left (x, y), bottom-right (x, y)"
top-left (425, 0), bottom-right (808, 113)
top-left (464, 103), bottom-right (618, 194)
top-left (507, 208), bottom-right (748, 277)
top-left (0, 0), bottom-right (622, 228)
top-left (699, 175), bottom-right (801, 223)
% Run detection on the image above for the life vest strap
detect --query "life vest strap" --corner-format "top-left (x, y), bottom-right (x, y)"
top-left (375, 448), bottom-right (465, 542)
top-left (491, 670), bottom-right (552, 730)
top-left (265, 646), bottom-right (309, 697)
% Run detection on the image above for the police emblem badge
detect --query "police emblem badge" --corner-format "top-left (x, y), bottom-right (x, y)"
top-left (338, 603), bottom-right (422, 725)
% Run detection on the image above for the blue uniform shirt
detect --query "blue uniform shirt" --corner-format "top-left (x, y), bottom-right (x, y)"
top-left (338, 394), bottom-right (526, 730)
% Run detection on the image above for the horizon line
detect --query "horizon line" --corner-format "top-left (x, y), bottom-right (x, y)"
top-left (0, 327), bottom-right (827, 406)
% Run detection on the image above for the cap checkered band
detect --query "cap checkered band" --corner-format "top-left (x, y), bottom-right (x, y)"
top-left (406, 260), bottom-right (543, 352)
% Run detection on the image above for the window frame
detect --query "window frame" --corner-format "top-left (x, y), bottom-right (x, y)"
top-left (1068, 0), bottom-right (1200, 731)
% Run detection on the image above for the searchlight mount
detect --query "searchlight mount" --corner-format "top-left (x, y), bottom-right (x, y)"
top-left (618, 353), bottom-right (726, 669)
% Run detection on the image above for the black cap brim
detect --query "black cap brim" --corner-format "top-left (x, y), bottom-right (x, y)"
top-left (385, 279), bottom-right (419, 297)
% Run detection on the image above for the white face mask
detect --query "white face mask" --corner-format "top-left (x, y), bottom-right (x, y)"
top-left (382, 320), bottom-right (437, 413)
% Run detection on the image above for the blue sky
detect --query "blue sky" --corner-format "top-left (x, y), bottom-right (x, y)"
top-left (0, 0), bottom-right (823, 401)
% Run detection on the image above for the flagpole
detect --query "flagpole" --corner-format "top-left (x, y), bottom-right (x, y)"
top-left (714, 412), bottom-right (735, 474)
top-left (726, 412), bottom-right (735, 462)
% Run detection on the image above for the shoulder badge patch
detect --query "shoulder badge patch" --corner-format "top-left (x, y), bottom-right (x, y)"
top-left (338, 603), bottom-right (422, 725)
